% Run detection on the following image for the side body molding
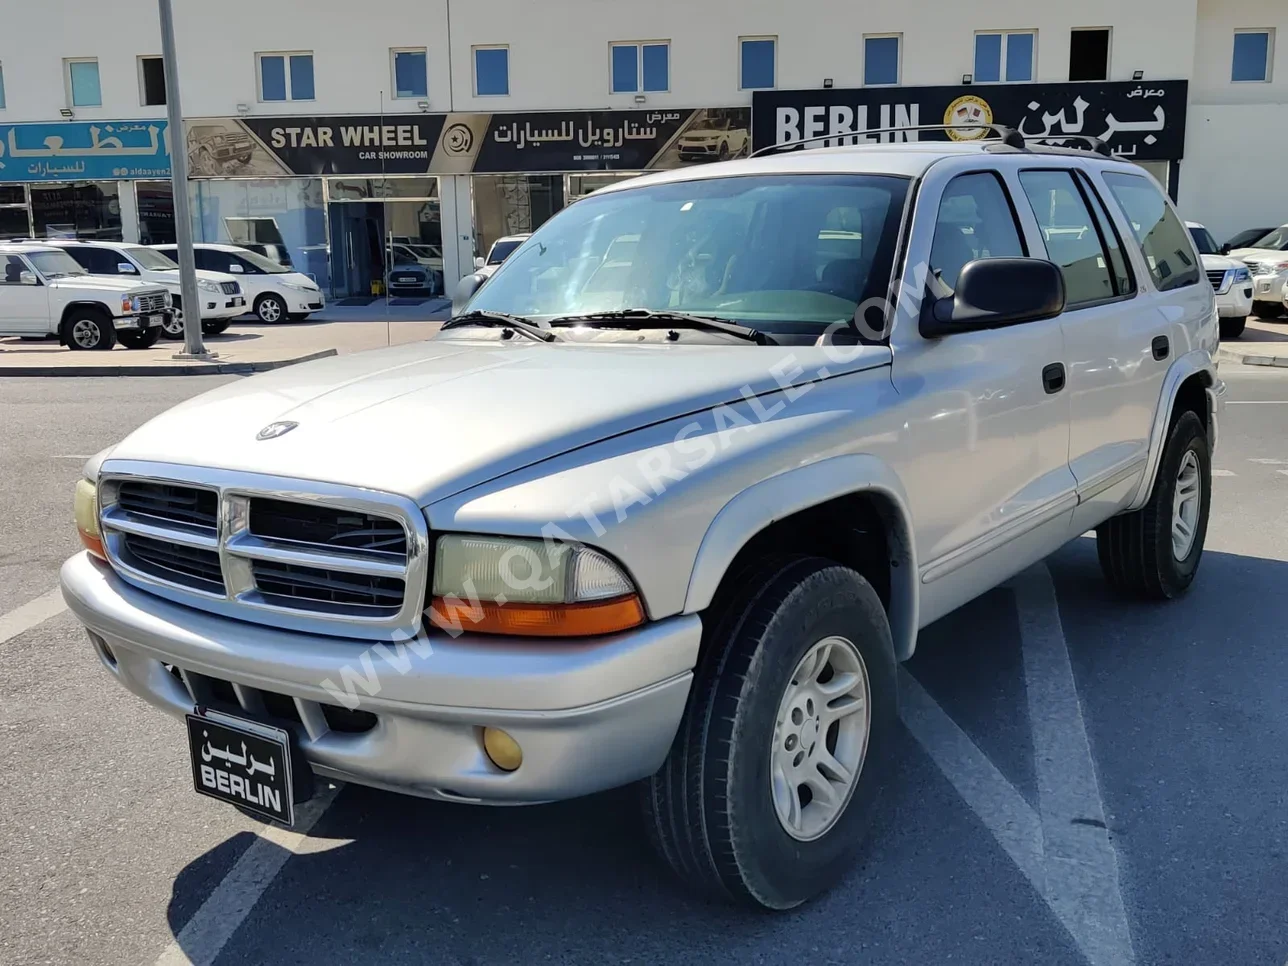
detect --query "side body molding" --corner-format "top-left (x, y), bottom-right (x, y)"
top-left (683, 454), bottom-right (920, 661)
top-left (1125, 348), bottom-right (1216, 512)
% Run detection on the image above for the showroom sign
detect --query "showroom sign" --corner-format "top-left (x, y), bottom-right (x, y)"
top-left (185, 108), bottom-right (751, 177)
top-left (0, 120), bottom-right (171, 182)
top-left (752, 80), bottom-right (1188, 161)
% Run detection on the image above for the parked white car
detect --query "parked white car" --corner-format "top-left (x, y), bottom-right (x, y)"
top-left (1226, 223), bottom-right (1288, 318)
top-left (1186, 222), bottom-right (1253, 338)
top-left (44, 239), bottom-right (246, 339)
top-left (678, 118), bottom-right (751, 162)
top-left (0, 242), bottom-right (170, 350)
top-left (154, 243), bottom-right (325, 323)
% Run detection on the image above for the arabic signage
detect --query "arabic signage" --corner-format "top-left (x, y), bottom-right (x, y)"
top-left (0, 120), bottom-right (171, 182)
top-left (752, 81), bottom-right (1188, 161)
top-left (186, 107), bottom-right (751, 177)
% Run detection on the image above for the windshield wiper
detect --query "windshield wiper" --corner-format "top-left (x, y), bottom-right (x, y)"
top-left (441, 310), bottom-right (559, 343)
top-left (547, 309), bottom-right (774, 344)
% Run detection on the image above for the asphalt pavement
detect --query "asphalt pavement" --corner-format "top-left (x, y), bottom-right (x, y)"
top-left (1, 367), bottom-right (1286, 966)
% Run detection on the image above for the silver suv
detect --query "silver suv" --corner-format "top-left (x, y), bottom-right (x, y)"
top-left (62, 131), bottom-right (1223, 908)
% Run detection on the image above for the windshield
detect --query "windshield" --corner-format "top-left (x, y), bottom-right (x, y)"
top-left (1248, 226), bottom-right (1288, 251)
top-left (235, 247), bottom-right (291, 273)
top-left (130, 247), bottom-right (179, 270)
top-left (487, 239), bottom-right (525, 265)
top-left (1188, 226), bottom-right (1218, 255)
top-left (28, 250), bottom-right (88, 278)
top-left (467, 174), bottom-right (910, 335)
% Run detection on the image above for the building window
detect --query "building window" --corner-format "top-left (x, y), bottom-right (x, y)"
top-left (258, 52), bottom-right (314, 102)
top-left (392, 48), bottom-right (427, 99)
top-left (65, 58), bottom-right (102, 107)
top-left (863, 35), bottom-right (900, 86)
top-left (473, 46), bottom-right (509, 96)
top-left (975, 31), bottom-right (1036, 83)
top-left (1232, 29), bottom-right (1274, 82)
top-left (610, 42), bottom-right (670, 94)
top-left (1068, 28), bottom-right (1110, 81)
top-left (138, 56), bottom-right (166, 106)
top-left (740, 37), bottom-right (776, 90)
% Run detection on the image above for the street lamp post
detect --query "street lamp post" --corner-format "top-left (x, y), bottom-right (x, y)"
top-left (157, 0), bottom-right (212, 359)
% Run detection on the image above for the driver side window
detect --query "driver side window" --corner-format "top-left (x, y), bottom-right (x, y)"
top-left (2, 255), bottom-right (33, 284)
top-left (929, 172), bottom-right (1026, 290)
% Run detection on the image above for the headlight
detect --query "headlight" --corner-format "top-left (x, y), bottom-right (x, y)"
top-left (428, 535), bottom-right (644, 637)
top-left (282, 280), bottom-right (316, 292)
top-left (164, 291), bottom-right (174, 307)
top-left (197, 278), bottom-right (220, 294)
top-left (74, 479), bottom-right (105, 560)
top-left (121, 296), bottom-right (137, 314)
top-left (1233, 267), bottom-right (1251, 282)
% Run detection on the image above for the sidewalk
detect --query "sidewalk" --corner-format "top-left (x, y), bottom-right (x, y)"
top-left (1217, 314), bottom-right (1288, 367)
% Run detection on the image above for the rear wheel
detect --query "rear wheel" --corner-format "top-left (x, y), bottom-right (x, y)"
top-left (643, 556), bottom-right (897, 909)
top-left (63, 310), bottom-right (116, 351)
top-left (201, 319), bottom-right (231, 336)
top-left (255, 293), bottom-right (286, 323)
top-left (1219, 315), bottom-right (1247, 339)
top-left (118, 327), bottom-right (160, 349)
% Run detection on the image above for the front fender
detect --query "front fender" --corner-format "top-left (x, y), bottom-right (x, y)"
top-left (1126, 348), bottom-right (1217, 511)
top-left (683, 454), bottom-right (920, 661)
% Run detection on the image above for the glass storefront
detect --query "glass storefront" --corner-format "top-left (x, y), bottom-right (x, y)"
top-left (136, 181), bottom-right (177, 245)
top-left (471, 175), bottom-right (564, 262)
top-left (325, 178), bottom-right (442, 299)
top-left (0, 185), bottom-right (30, 240)
top-left (29, 182), bottom-right (123, 240)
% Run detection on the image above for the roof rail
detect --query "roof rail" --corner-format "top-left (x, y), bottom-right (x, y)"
top-left (1017, 134), bottom-right (1114, 157)
top-left (749, 123), bottom-right (1027, 157)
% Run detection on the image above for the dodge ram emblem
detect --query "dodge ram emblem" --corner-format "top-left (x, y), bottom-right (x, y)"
top-left (256, 421), bottom-right (299, 440)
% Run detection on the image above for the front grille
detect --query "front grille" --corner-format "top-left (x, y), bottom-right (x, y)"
top-left (117, 480), bottom-right (217, 530)
top-left (220, 281), bottom-right (241, 295)
top-left (137, 292), bottom-right (168, 313)
top-left (169, 664), bottom-right (378, 736)
top-left (123, 534), bottom-right (224, 593)
top-left (249, 498), bottom-right (407, 556)
top-left (253, 561), bottom-right (405, 614)
top-left (1206, 268), bottom-right (1228, 290)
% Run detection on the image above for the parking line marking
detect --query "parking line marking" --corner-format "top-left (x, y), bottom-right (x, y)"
top-left (1012, 565), bottom-right (1136, 966)
top-left (0, 588), bottom-right (68, 647)
top-left (153, 782), bottom-right (342, 966)
top-left (1212, 469), bottom-right (1236, 477)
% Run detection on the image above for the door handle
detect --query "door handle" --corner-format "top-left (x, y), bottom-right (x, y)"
top-left (1042, 362), bottom-right (1066, 395)
top-left (1152, 335), bottom-right (1170, 361)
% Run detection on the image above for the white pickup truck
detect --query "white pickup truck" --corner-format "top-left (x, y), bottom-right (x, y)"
top-left (0, 243), bottom-right (171, 349)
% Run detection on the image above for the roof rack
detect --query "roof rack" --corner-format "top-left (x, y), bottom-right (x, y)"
top-left (749, 123), bottom-right (1117, 159)
top-left (1016, 134), bottom-right (1114, 157)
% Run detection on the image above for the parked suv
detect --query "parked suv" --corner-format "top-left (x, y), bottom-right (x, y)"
top-left (45, 239), bottom-right (245, 338)
top-left (154, 243), bottom-right (324, 323)
top-left (0, 243), bottom-right (170, 349)
top-left (63, 136), bottom-right (1223, 908)
top-left (1226, 223), bottom-right (1288, 318)
top-left (1187, 222), bottom-right (1253, 338)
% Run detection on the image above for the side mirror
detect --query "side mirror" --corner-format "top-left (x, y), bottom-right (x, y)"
top-left (473, 255), bottom-right (486, 270)
top-left (228, 263), bottom-right (244, 273)
top-left (18, 271), bottom-right (38, 286)
top-left (451, 272), bottom-right (487, 315)
top-left (117, 262), bottom-right (138, 274)
top-left (920, 258), bottom-right (1066, 338)
top-left (1220, 243), bottom-right (1231, 255)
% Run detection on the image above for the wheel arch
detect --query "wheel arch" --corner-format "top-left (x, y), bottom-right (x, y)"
top-left (58, 301), bottom-right (114, 345)
top-left (1127, 350), bottom-right (1217, 512)
top-left (683, 454), bottom-right (919, 661)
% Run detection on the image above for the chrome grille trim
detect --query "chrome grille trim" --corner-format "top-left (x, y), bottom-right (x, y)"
top-left (1206, 268), bottom-right (1231, 294)
top-left (220, 281), bottom-right (241, 295)
top-left (137, 291), bottom-right (169, 314)
top-left (97, 460), bottom-right (431, 641)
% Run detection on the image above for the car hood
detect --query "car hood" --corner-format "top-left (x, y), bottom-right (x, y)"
top-left (1229, 247), bottom-right (1288, 265)
top-left (105, 337), bottom-right (892, 506)
top-left (681, 130), bottom-right (723, 140)
top-left (263, 271), bottom-right (319, 289)
top-left (52, 275), bottom-right (164, 294)
top-left (1200, 253), bottom-right (1244, 272)
top-left (156, 269), bottom-right (241, 284)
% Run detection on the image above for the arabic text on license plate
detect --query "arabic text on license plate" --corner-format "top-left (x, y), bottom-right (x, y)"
top-left (186, 710), bottom-right (294, 825)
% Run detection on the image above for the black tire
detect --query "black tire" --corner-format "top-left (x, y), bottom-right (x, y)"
top-left (1219, 316), bottom-right (1247, 339)
top-left (62, 309), bottom-right (116, 351)
top-left (1097, 410), bottom-right (1211, 599)
top-left (160, 308), bottom-right (185, 340)
top-left (202, 319), bottom-right (231, 336)
top-left (718, 141), bottom-right (730, 160)
top-left (287, 312), bottom-right (311, 321)
top-left (254, 293), bottom-right (287, 323)
top-left (1253, 300), bottom-right (1284, 320)
top-left (643, 556), bottom-right (898, 909)
top-left (118, 327), bottom-right (160, 349)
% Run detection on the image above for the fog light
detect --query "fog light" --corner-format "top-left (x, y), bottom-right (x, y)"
top-left (482, 727), bottom-right (523, 771)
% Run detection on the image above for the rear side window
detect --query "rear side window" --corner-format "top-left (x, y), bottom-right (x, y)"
top-left (1018, 169), bottom-right (1118, 308)
top-left (1101, 172), bottom-right (1201, 292)
top-left (928, 171), bottom-right (1026, 290)
top-left (1076, 171), bottom-right (1135, 297)
top-left (62, 246), bottom-right (121, 275)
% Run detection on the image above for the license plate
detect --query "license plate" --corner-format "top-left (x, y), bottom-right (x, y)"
top-left (187, 709), bottom-right (294, 825)
top-left (146, 314), bottom-right (164, 327)
top-left (396, 276), bottom-right (417, 283)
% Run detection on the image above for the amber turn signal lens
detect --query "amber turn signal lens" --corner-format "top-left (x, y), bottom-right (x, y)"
top-left (482, 728), bottom-right (523, 771)
top-left (428, 594), bottom-right (645, 637)
top-left (74, 479), bottom-right (106, 561)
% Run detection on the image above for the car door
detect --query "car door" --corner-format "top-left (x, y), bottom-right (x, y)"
top-left (0, 254), bottom-right (51, 333)
top-left (1012, 166), bottom-right (1155, 529)
top-left (887, 161), bottom-right (1076, 626)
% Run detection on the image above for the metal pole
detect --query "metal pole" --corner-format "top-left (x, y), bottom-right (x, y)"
top-left (158, 0), bottom-right (210, 358)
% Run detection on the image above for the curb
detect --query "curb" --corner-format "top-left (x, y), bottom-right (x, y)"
top-left (0, 348), bottom-right (338, 377)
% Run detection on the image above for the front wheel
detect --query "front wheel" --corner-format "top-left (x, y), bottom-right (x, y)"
top-left (1253, 300), bottom-right (1284, 320)
top-left (63, 311), bottom-right (116, 351)
top-left (1097, 410), bottom-right (1211, 599)
top-left (643, 556), bottom-right (897, 909)
top-left (160, 309), bottom-right (185, 340)
top-left (1220, 315), bottom-right (1247, 339)
top-left (118, 327), bottom-right (160, 349)
top-left (254, 293), bottom-right (287, 323)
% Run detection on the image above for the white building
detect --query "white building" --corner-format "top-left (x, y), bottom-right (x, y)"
top-left (0, 0), bottom-right (1282, 296)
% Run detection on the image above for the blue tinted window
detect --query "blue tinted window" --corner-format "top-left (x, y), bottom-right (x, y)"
top-left (741, 39), bottom-right (775, 89)
top-left (260, 55), bottom-right (286, 101)
top-left (289, 54), bottom-right (314, 100)
top-left (974, 33), bottom-right (1002, 82)
top-left (864, 36), bottom-right (899, 86)
top-left (642, 44), bottom-right (669, 92)
top-left (611, 45), bottom-right (638, 93)
top-left (475, 47), bottom-right (509, 96)
top-left (69, 60), bottom-right (102, 107)
top-left (1232, 31), bottom-right (1271, 82)
top-left (394, 50), bottom-right (427, 98)
top-left (1006, 32), bottom-right (1034, 81)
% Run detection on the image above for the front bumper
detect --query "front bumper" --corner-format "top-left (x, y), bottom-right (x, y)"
top-left (1250, 272), bottom-right (1287, 303)
top-left (286, 291), bottom-right (324, 313)
top-left (1216, 283), bottom-right (1254, 317)
top-left (60, 552), bottom-right (698, 805)
top-left (203, 296), bottom-right (246, 320)
top-left (114, 312), bottom-right (166, 331)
